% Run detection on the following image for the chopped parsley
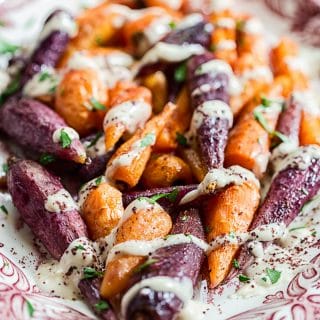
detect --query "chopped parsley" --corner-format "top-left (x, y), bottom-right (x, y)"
top-left (232, 259), bottom-right (240, 269)
top-left (174, 63), bottom-right (187, 83)
top-left (83, 267), bottom-right (103, 279)
top-left (169, 21), bottom-right (176, 29)
top-left (261, 96), bottom-right (285, 109)
top-left (261, 277), bottom-right (267, 282)
top-left (0, 74), bottom-right (20, 105)
top-left (60, 129), bottom-right (72, 148)
top-left (239, 274), bottom-right (250, 283)
top-left (229, 231), bottom-right (236, 239)
top-left (26, 300), bottom-right (35, 317)
top-left (312, 231), bottom-right (317, 237)
top-left (236, 20), bottom-right (245, 31)
top-left (75, 245), bottom-right (85, 251)
top-left (210, 44), bottom-right (217, 52)
top-left (95, 176), bottom-right (104, 186)
top-left (90, 97), bottom-right (106, 111)
top-left (38, 71), bottom-right (52, 82)
top-left (253, 109), bottom-right (288, 143)
top-left (138, 188), bottom-right (179, 204)
top-left (266, 268), bottom-right (281, 284)
top-left (140, 133), bottom-right (155, 147)
top-left (0, 205), bottom-right (8, 215)
top-left (39, 153), bottom-right (55, 165)
top-left (289, 225), bottom-right (306, 232)
top-left (134, 258), bottom-right (158, 273)
top-left (205, 226), bottom-right (212, 234)
top-left (176, 132), bottom-right (188, 147)
top-left (0, 39), bottom-right (19, 54)
top-left (94, 300), bottom-right (110, 312)
top-left (87, 131), bottom-right (103, 148)
top-left (2, 163), bottom-right (8, 174)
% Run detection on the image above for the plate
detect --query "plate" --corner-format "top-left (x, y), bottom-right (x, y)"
top-left (0, 1), bottom-right (320, 319)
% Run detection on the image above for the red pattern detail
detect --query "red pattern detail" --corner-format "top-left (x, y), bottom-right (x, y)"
top-left (0, 252), bottom-right (92, 320)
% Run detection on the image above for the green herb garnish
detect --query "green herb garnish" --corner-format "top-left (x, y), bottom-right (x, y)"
top-left (26, 300), bottom-right (35, 317)
top-left (169, 21), bottom-right (176, 29)
top-left (266, 268), bottom-right (281, 284)
top-left (140, 133), bottom-right (155, 147)
top-left (134, 258), bottom-right (158, 273)
top-left (87, 131), bottom-right (103, 148)
top-left (0, 74), bottom-right (20, 105)
top-left (0, 39), bottom-right (19, 54)
top-left (2, 163), bottom-right (8, 174)
top-left (312, 231), bottom-right (317, 237)
top-left (95, 176), bottom-right (104, 186)
top-left (94, 300), bottom-right (110, 311)
top-left (239, 274), bottom-right (250, 283)
top-left (39, 153), bottom-right (55, 165)
top-left (253, 109), bottom-right (288, 143)
top-left (38, 71), bottom-right (52, 82)
top-left (174, 63), bottom-right (187, 83)
top-left (210, 44), bottom-right (217, 52)
top-left (176, 132), bottom-right (188, 147)
top-left (261, 277), bottom-right (267, 282)
top-left (83, 267), bottom-right (103, 279)
top-left (232, 259), bottom-right (240, 269)
top-left (0, 205), bottom-right (8, 215)
top-left (289, 225), bottom-right (306, 232)
top-left (90, 97), bottom-right (106, 111)
top-left (236, 20), bottom-right (245, 31)
top-left (75, 245), bottom-right (85, 251)
top-left (205, 226), bottom-right (212, 234)
top-left (139, 188), bottom-right (178, 204)
top-left (60, 129), bottom-right (72, 148)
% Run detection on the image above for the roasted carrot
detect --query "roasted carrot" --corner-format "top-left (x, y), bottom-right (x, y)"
top-left (205, 180), bottom-right (260, 288)
top-left (225, 85), bottom-right (284, 178)
top-left (104, 81), bottom-right (152, 151)
top-left (300, 111), bottom-right (320, 146)
top-left (82, 182), bottom-right (124, 240)
top-left (100, 200), bottom-right (172, 298)
top-left (144, 0), bottom-right (183, 11)
top-left (141, 154), bottom-right (193, 188)
top-left (105, 102), bottom-right (176, 188)
top-left (154, 86), bottom-right (192, 152)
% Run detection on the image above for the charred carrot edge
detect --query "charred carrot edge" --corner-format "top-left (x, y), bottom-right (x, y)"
top-left (205, 180), bottom-right (260, 288)
top-left (100, 202), bottom-right (172, 298)
top-left (105, 102), bottom-right (176, 189)
top-left (300, 111), bottom-right (320, 146)
top-left (82, 182), bottom-right (124, 240)
top-left (154, 86), bottom-right (192, 152)
top-left (104, 81), bottom-right (152, 151)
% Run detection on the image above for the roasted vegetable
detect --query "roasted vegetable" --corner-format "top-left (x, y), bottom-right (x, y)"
top-left (0, 97), bottom-right (86, 164)
top-left (7, 159), bottom-right (87, 259)
top-left (123, 208), bottom-right (205, 320)
top-left (235, 146), bottom-right (320, 273)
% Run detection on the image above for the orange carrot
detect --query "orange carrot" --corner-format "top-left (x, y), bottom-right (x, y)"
top-left (205, 181), bottom-right (260, 287)
top-left (100, 202), bottom-right (172, 298)
top-left (300, 111), bottom-right (320, 146)
top-left (154, 86), bottom-right (192, 152)
top-left (104, 81), bottom-right (152, 151)
top-left (105, 102), bottom-right (176, 188)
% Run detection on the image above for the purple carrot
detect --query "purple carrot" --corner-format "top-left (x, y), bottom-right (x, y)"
top-left (123, 208), bottom-right (205, 320)
top-left (78, 279), bottom-right (117, 320)
top-left (21, 10), bottom-right (73, 85)
top-left (0, 97), bottom-right (86, 164)
top-left (275, 94), bottom-right (302, 143)
top-left (7, 159), bottom-right (87, 259)
top-left (235, 146), bottom-right (320, 273)
top-left (187, 53), bottom-right (233, 169)
top-left (122, 185), bottom-right (197, 212)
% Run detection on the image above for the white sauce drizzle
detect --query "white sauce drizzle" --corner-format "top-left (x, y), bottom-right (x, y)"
top-left (180, 165), bottom-right (259, 204)
top-left (52, 127), bottom-right (79, 144)
top-left (84, 134), bottom-right (106, 158)
top-left (243, 17), bottom-right (264, 35)
top-left (195, 59), bottom-right (242, 96)
top-left (215, 17), bottom-right (236, 29)
top-left (177, 13), bottom-right (204, 30)
top-left (216, 40), bottom-right (236, 50)
top-left (39, 11), bottom-right (78, 41)
top-left (44, 189), bottom-right (78, 213)
top-left (105, 133), bottom-right (156, 181)
top-left (103, 100), bottom-right (152, 137)
top-left (143, 15), bottom-right (172, 46)
top-left (292, 90), bottom-right (320, 115)
top-left (23, 67), bottom-right (61, 97)
top-left (133, 42), bottom-right (205, 76)
top-left (209, 0), bottom-right (233, 12)
top-left (239, 66), bottom-right (273, 84)
top-left (121, 276), bottom-right (194, 317)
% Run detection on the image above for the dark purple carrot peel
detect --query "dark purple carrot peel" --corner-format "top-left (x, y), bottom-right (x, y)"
top-left (7, 159), bottom-right (87, 260)
top-left (0, 97), bottom-right (86, 164)
top-left (124, 209), bottom-right (205, 320)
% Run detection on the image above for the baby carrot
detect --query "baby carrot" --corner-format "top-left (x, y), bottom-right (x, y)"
top-left (300, 111), bottom-right (320, 146)
top-left (105, 102), bottom-right (176, 188)
top-left (205, 180), bottom-right (260, 288)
